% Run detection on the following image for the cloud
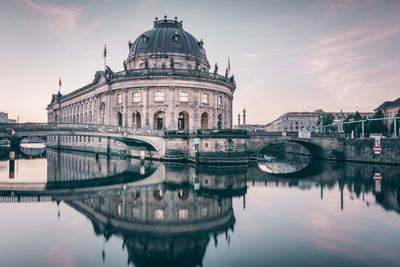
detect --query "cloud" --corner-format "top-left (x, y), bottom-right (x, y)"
top-left (304, 19), bottom-right (400, 110)
top-left (18, 0), bottom-right (83, 38)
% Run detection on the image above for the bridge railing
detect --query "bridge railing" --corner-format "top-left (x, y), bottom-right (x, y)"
top-left (0, 123), bottom-right (164, 137)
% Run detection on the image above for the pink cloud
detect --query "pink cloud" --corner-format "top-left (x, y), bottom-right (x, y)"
top-left (18, 0), bottom-right (83, 38)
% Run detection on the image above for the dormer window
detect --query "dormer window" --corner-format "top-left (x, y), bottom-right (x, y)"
top-left (173, 32), bottom-right (179, 42)
top-left (197, 40), bottom-right (204, 48)
top-left (141, 34), bottom-right (149, 43)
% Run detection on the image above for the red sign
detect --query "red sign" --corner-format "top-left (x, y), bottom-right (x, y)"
top-left (8, 129), bottom-right (15, 136)
top-left (123, 132), bottom-right (128, 138)
top-left (374, 173), bottom-right (382, 193)
top-left (373, 136), bottom-right (381, 154)
top-left (282, 131), bottom-right (287, 137)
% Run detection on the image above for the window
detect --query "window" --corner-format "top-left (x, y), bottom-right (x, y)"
top-left (179, 209), bottom-right (188, 220)
top-left (202, 93), bottom-right (209, 104)
top-left (179, 91), bottom-right (188, 102)
top-left (202, 207), bottom-right (208, 217)
top-left (117, 93), bottom-right (122, 104)
top-left (218, 96), bottom-right (223, 106)
top-left (174, 62), bottom-right (182, 69)
top-left (154, 209), bottom-right (164, 220)
top-left (133, 92), bottom-right (140, 103)
top-left (155, 91), bottom-right (164, 102)
top-left (173, 32), bottom-right (179, 42)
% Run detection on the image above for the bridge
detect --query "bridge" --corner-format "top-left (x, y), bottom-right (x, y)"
top-left (1, 123), bottom-right (399, 164)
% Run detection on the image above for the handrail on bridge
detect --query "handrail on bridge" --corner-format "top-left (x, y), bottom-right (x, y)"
top-left (322, 116), bottom-right (400, 138)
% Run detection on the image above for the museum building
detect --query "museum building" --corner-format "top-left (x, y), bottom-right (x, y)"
top-left (47, 16), bottom-right (236, 131)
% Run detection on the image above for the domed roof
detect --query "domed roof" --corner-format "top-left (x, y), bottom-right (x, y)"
top-left (128, 17), bottom-right (207, 61)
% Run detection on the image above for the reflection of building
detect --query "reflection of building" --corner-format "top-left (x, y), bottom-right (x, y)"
top-left (69, 182), bottom-right (235, 266)
top-left (46, 16), bottom-right (235, 131)
top-left (266, 112), bottom-right (319, 132)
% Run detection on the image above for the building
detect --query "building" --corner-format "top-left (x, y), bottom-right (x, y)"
top-left (266, 112), bottom-right (320, 132)
top-left (375, 97), bottom-right (400, 119)
top-left (0, 112), bottom-right (16, 124)
top-left (0, 112), bottom-right (7, 124)
top-left (330, 111), bottom-right (374, 124)
top-left (47, 16), bottom-right (236, 131)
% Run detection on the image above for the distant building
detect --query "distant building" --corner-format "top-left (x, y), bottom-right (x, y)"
top-left (375, 97), bottom-right (400, 119)
top-left (235, 124), bottom-right (266, 132)
top-left (266, 112), bottom-right (319, 132)
top-left (330, 111), bottom-right (374, 124)
top-left (0, 112), bottom-right (16, 124)
top-left (0, 112), bottom-right (7, 124)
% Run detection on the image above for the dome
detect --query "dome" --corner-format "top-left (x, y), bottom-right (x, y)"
top-left (128, 17), bottom-right (207, 61)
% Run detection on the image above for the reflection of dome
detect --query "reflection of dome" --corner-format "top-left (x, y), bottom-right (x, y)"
top-left (128, 18), bottom-right (207, 62)
top-left (68, 182), bottom-right (235, 267)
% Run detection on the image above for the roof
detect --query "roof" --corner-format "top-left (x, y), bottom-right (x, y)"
top-left (375, 97), bottom-right (400, 111)
top-left (128, 18), bottom-right (207, 61)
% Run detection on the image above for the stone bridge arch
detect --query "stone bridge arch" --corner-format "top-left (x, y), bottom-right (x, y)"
top-left (249, 137), bottom-right (326, 159)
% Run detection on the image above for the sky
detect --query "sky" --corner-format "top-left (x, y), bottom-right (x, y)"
top-left (1, 0), bottom-right (400, 124)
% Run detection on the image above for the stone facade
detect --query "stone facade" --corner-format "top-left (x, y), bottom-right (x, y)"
top-left (47, 18), bottom-right (235, 134)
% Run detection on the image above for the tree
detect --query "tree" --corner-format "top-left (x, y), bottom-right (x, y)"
top-left (343, 111), bottom-right (362, 136)
top-left (366, 109), bottom-right (388, 136)
top-left (390, 108), bottom-right (400, 135)
top-left (315, 110), bottom-right (334, 126)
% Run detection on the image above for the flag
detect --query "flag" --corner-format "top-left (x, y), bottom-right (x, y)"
top-left (59, 77), bottom-right (62, 87)
top-left (103, 44), bottom-right (107, 58)
top-left (228, 56), bottom-right (231, 72)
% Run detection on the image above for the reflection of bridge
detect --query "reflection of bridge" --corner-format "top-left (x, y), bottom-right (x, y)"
top-left (1, 123), bottom-right (400, 164)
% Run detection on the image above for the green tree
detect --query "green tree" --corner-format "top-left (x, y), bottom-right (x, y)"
top-left (390, 108), bottom-right (400, 135)
top-left (343, 111), bottom-right (363, 136)
top-left (315, 110), bottom-right (334, 126)
top-left (366, 109), bottom-right (388, 136)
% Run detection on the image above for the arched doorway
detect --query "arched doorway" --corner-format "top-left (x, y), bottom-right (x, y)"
top-left (133, 110), bottom-right (141, 129)
top-left (117, 112), bottom-right (123, 127)
top-left (178, 111), bottom-right (189, 130)
top-left (154, 110), bottom-right (164, 130)
top-left (201, 112), bottom-right (209, 129)
top-left (217, 114), bottom-right (223, 129)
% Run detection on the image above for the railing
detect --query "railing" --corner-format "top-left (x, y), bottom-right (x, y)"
top-left (0, 123), bottom-right (163, 137)
top-left (322, 116), bottom-right (400, 138)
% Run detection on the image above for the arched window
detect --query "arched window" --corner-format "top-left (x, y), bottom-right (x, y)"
top-left (153, 110), bottom-right (164, 130)
top-left (117, 112), bottom-right (123, 127)
top-left (133, 110), bottom-right (141, 129)
top-left (178, 111), bottom-right (189, 130)
top-left (201, 112), bottom-right (209, 129)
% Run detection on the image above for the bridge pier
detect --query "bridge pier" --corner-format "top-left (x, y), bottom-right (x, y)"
top-left (9, 137), bottom-right (21, 153)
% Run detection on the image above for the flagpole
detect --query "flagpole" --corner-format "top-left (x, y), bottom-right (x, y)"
top-left (104, 44), bottom-right (107, 70)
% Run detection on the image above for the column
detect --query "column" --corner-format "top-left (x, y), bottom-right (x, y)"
top-left (143, 87), bottom-right (150, 128)
top-left (123, 89), bottom-right (128, 127)
top-left (106, 88), bottom-right (112, 126)
top-left (193, 88), bottom-right (200, 129)
top-left (230, 96), bottom-right (233, 129)
top-left (212, 92), bottom-right (217, 129)
top-left (168, 86), bottom-right (175, 130)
